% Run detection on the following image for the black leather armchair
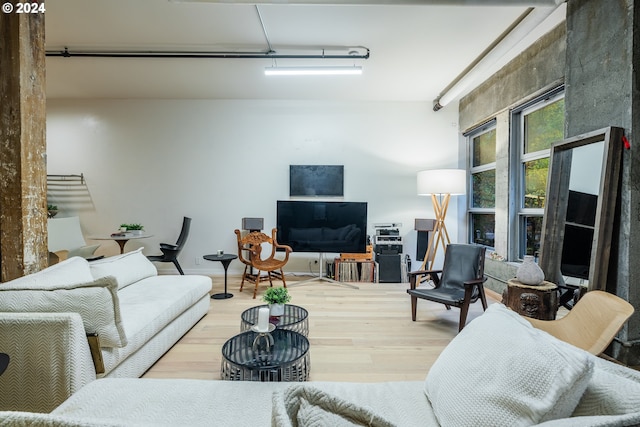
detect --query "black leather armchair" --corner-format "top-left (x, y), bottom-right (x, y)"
top-left (147, 217), bottom-right (191, 275)
top-left (407, 244), bottom-right (488, 331)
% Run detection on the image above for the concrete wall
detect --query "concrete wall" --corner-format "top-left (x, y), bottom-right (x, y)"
top-left (459, 24), bottom-right (567, 132)
top-left (458, 24), bottom-right (566, 294)
top-left (46, 99), bottom-right (462, 277)
top-left (564, 0), bottom-right (639, 364)
top-left (460, 0), bottom-right (640, 364)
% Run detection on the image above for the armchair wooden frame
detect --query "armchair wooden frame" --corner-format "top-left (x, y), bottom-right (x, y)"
top-left (407, 244), bottom-right (488, 332)
top-left (234, 228), bottom-right (292, 299)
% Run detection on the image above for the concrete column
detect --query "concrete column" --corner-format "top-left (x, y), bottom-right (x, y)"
top-left (564, 0), bottom-right (640, 363)
top-left (0, 10), bottom-right (48, 281)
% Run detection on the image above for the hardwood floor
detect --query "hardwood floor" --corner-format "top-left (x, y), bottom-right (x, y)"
top-left (143, 275), bottom-right (498, 382)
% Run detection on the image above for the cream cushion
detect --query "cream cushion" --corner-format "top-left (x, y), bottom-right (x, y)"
top-left (572, 358), bottom-right (640, 417)
top-left (0, 273), bottom-right (127, 348)
top-left (99, 275), bottom-right (211, 374)
top-left (1, 256), bottom-right (94, 288)
top-left (90, 248), bottom-right (157, 290)
top-left (425, 303), bottom-right (594, 427)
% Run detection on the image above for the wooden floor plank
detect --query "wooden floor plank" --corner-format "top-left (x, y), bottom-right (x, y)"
top-left (143, 276), bottom-right (497, 381)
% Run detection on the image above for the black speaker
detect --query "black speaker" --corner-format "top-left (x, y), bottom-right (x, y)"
top-left (416, 231), bottom-right (430, 261)
top-left (242, 217), bottom-right (263, 231)
top-left (377, 254), bottom-right (401, 283)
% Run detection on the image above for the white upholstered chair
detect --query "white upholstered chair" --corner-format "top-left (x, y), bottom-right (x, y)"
top-left (48, 216), bottom-right (100, 260)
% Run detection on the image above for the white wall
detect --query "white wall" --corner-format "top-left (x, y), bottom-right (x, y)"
top-left (46, 99), bottom-right (462, 276)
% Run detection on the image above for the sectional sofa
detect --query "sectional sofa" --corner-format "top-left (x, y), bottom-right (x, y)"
top-left (0, 250), bottom-right (212, 413)
top-left (1, 303), bottom-right (640, 426)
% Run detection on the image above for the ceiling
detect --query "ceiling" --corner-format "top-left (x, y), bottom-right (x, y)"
top-left (44, 1), bottom-right (566, 105)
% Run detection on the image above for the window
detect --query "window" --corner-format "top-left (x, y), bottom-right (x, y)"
top-left (467, 122), bottom-right (496, 248)
top-left (512, 90), bottom-right (564, 258)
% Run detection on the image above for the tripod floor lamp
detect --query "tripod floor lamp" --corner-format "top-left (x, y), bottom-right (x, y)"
top-left (416, 169), bottom-right (466, 272)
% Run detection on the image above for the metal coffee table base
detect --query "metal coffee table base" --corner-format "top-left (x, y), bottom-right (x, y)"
top-left (221, 329), bottom-right (310, 382)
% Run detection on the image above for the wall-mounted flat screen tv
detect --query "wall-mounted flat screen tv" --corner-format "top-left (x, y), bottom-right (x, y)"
top-left (566, 190), bottom-right (598, 226)
top-left (289, 165), bottom-right (344, 197)
top-left (560, 223), bottom-right (594, 280)
top-left (561, 190), bottom-right (598, 280)
top-left (276, 200), bottom-right (367, 253)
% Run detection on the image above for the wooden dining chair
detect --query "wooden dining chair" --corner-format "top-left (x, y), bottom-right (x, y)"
top-left (234, 228), bottom-right (292, 299)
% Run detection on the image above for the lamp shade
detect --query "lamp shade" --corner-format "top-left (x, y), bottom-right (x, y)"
top-left (417, 169), bottom-right (466, 196)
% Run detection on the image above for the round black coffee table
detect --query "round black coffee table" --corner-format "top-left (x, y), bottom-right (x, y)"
top-left (240, 304), bottom-right (309, 337)
top-left (203, 253), bottom-right (237, 299)
top-left (220, 329), bottom-right (310, 382)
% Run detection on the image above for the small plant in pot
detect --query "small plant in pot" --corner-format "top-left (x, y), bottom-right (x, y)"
top-left (262, 286), bottom-right (291, 317)
top-left (47, 204), bottom-right (58, 218)
top-left (120, 223), bottom-right (144, 235)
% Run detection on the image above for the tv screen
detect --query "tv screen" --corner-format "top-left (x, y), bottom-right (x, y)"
top-left (560, 223), bottom-right (594, 280)
top-left (566, 190), bottom-right (598, 227)
top-left (289, 165), bottom-right (344, 197)
top-left (276, 200), bottom-right (367, 253)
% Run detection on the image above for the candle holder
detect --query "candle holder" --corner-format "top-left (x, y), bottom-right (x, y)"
top-left (251, 324), bottom-right (275, 354)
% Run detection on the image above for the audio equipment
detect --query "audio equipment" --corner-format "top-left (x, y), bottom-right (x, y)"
top-left (414, 218), bottom-right (435, 232)
top-left (242, 217), bottom-right (264, 231)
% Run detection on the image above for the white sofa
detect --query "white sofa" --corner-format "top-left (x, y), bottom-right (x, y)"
top-left (0, 250), bottom-right (212, 413)
top-left (1, 304), bottom-right (639, 426)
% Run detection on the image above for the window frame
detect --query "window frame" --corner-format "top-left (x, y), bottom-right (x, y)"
top-left (510, 87), bottom-right (565, 260)
top-left (466, 120), bottom-right (497, 249)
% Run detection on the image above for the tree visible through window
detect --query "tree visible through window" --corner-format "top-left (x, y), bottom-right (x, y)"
top-left (516, 94), bottom-right (564, 257)
top-left (468, 124), bottom-right (496, 248)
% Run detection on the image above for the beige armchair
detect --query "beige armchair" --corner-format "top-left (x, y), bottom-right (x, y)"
top-left (525, 290), bottom-right (634, 355)
top-left (48, 216), bottom-right (100, 260)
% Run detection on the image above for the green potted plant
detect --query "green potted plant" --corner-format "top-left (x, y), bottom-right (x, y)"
top-left (262, 286), bottom-right (291, 316)
top-left (47, 204), bottom-right (58, 218)
top-left (120, 223), bottom-right (144, 235)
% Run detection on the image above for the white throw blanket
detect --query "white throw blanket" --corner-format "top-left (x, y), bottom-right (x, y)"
top-left (272, 385), bottom-right (396, 427)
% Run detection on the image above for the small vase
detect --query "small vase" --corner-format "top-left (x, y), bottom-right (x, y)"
top-left (268, 303), bottom-right (285, 326)
top-left (269, 303), bottom-right (285, 317)
top-left (516, 255), bottom-right (545, 286)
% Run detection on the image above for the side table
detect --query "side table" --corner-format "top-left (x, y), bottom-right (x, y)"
top-left (203, 253), bottom-right (237, 300)
top-left (220, 329), bottom-right (310, 382)
top-left (504, 279), bottom-right (559, 320)
top-left (240, 304), bottom-right (309, 337)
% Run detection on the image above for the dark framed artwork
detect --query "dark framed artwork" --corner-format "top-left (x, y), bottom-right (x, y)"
top-left (289, 165), bottom-right (344, 197)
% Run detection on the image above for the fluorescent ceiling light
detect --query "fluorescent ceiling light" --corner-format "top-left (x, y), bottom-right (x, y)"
top-left (265, 66), bottom-right (362, 76)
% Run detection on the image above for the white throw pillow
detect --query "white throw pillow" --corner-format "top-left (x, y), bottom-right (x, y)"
top-left (424, 303), bottom-right (594, 427)
top-left (572, 359), bottom-right (640, 417)
top-left (0, 275), bottom-right (127, 348)
top-left (90, 247), bottom-right (157, 290)
top-left (1, 256), bottom-right (94, 290)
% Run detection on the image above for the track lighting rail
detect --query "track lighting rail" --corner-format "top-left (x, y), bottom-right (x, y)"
top-left (46, 47), bottom-right (370, 60)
